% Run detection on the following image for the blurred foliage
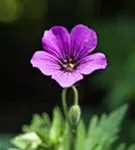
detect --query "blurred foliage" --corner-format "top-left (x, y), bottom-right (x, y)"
top-left (0, 0), bottom-right (21, 22)
top-left (9, 104), bottom-right (135, 150)
top-left (20, 0), bottom-right (47, 20)
top-left (116, 143), bottom-right (135, 150)
top-left (0, 134), bottom-right (13, 150)
top-left (93, 17), bottom-right (135, 109)
top-left (0, 0), bottom-right (47, 23)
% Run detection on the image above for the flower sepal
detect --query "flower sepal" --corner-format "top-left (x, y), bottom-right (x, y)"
top-left (68, 105), bottom-right (81, 126)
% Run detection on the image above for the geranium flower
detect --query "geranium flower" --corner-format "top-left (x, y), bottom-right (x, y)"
top-left (31, 24), bottom-right (107, 88)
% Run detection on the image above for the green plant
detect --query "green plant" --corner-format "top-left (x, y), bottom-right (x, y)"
top-left (9, 104), bottom-right (135, 150)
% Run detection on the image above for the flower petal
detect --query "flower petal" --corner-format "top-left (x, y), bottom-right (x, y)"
top-left (78, 52), bottom-right (107, 75)
top-left (52, 71), bottom-right (83, 88)
top-left (42, 26), bottom-right (70, 60)
top-left (30, 51), bottom-right (61, 76)
top-left (70, 24), bottom-right (97, 60)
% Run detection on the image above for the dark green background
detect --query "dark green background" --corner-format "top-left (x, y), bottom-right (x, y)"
top-left (0, 0), bottom-right (135, 146)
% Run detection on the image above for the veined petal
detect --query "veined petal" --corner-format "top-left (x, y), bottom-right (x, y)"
top-left (77, 52), bottom-right (107, 75)
top-left (30, 51), bottom-right (61, 76)
top-left (70, 24), bottom-right (97, 60)
top-left (52, 71), bottom-right (83, 88)
top-left (42, 26), bottom-right (70, 60)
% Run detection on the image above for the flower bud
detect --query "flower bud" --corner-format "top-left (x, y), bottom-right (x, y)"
top-left (68, 105), bottom-right (81, 126)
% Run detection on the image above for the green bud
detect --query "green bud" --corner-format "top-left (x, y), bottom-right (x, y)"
top-left (68, 105), bottom-right (81, 126)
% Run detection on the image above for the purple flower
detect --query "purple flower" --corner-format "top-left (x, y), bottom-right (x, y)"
top-left (31, 24), bottom-right (107, 88)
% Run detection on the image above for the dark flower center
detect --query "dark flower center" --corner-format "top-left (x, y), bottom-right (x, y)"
top-left (62, 58), bottom-right (76, 72)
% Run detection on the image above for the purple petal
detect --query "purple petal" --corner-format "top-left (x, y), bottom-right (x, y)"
top-left (70, 24), bottom-right (97, 60)
top-left (42, 26), bottom-right (70, 60)
top-left (52, 71), bottom-right (83, 88)
top-left (77, 52), bottom-right (107, 75)
top-left (30, 51), bottom-right (61, 76)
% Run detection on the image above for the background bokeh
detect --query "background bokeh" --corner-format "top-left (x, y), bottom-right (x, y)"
top-left (0, 0), bottom-right (135, 147)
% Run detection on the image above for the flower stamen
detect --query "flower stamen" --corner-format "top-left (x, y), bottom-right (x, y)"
top-left (62, 58), bottom-right (75, 71)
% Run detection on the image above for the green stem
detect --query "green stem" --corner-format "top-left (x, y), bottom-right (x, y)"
top-left (61, 86), bottom-right (79, 150)
top-left (70, 128), bottom-right (76, 150)
top-left (70, 86), bottom-right (79, 150)
top-left (72, 86), bottom-right (79, 105)
top-left (61, 86), bottom-right (79, 119)
top-left (62, 88), bottom-right (68, 119)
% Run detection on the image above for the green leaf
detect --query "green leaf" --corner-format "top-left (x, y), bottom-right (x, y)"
top-left (10, 107), bottom-right (67, 150)
top-left (8, 148), bottom-right (21, 150)
top-left (88, 115), bottom-right (99, 135)
top-left (50, 107), bottom-right (64, 144)
top-left (22, 113), bottom-right (51, 143)
top-left (61, 122), bottom-right (70, 150)
top-left (116, 143), bottom-right (126, 150)
top-left (9, 105), bottom-right (130, 150)
top-left (85, 104), bottom-right (128, 150)
top-left (11, 132), bottom-right (42, 150)
top-left (127, 144), bottom-right (135, 150)
top-left (75, 120), bottom-right (86, 150)
top-left (116, 143), bottom-right (135, 150)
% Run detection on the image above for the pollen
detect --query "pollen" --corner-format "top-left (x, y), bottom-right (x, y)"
top-left (62, 59), bottom-right (75, 71)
